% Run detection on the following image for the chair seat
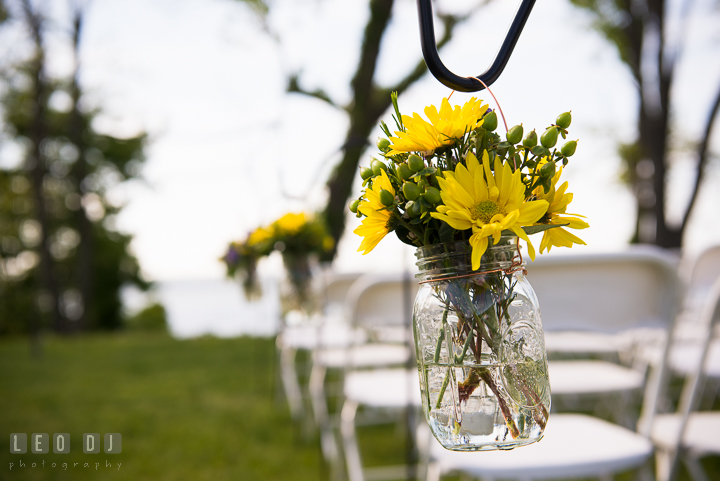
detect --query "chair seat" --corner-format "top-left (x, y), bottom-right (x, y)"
top-left (651, 412), bottom-right (720, 455)
top-left (544, 331), bottom-right (629, 355)
top-left (430, 413), bottom-right (653, 480)
top-left (344, 368), bottom-right (421, 408)
top-left (314, 343), bottom-right (411, 369)
top-left (548, 360), bottom-right (645, 395)
top-left (638, 339), bottom-right (720, 377)
top-left (279, 322), bottom-right (366, 350)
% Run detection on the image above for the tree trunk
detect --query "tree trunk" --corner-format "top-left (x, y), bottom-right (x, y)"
top-left (23, 0), bottom-right (65, 332)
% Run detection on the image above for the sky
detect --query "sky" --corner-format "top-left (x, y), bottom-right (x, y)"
top-left (5, 0), bottom-right (720, 282)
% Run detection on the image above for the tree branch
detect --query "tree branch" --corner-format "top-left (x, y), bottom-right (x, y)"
top-left (387, 12), bottom-right (467, 97)
top-left (286, 74), bottom-right (339, 109)
top-left (681, 80), bottom-right (720, 232)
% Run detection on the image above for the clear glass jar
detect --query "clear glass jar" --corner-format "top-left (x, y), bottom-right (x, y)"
top-left (413, 236), bottom-right (551, 451)
top-left (280, 252), bottom-right (319, 317)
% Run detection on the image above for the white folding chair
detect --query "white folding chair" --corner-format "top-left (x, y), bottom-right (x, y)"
top-left (678, 244), bottom-right (720, 327)
top-left (309, 273), bottom-right (417, 476)
top-left (651, 275), bottom-right (720, 481)
top-left (341, 368), bottom-right (423, 481)
top-left (423, 247), bottom-right (683, 481)
top-left (527, 247), bottom-right (681, 425)
top-left (277, 272), bottom-right (363, 424)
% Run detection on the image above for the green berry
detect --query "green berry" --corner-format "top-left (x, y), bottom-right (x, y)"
top-left (541, 127), bottom-right (559, 148)
top-left (523, 130), bottom-right (538, 148)
top-left (481, 111), bottom-right (498, 131)
top-left (371, 159), bottom-right (387, 176)
top-left (377, 137), bottom-right (391, 151)
top-left (406, 200), bottom-right (421, 218)
top-left (506, 124), bottom-right (524, 144)
top-left (556, 111), bottom-right (572, 129)
top-left (540, 161), bottom-right (556, 178)
top-left (348, 199), bottom-right (360, 213)
top-left (397, 163), bottom-right (413, 180)
top-left (423, 186), bottom-right (441, 205)
top-left (360, 167), bottom-right (373, 180)
top-left (402, 182), bottom-right (421, 201)
top-left (561, 140), bottom-right (577, 157)
top-left (379, 189), bottom-right (394, 206)
top-left (408, 154), bottom-right (424, 173)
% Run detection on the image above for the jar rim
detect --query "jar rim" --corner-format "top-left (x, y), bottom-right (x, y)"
top-left (415, 236), bottom-right (521, 282)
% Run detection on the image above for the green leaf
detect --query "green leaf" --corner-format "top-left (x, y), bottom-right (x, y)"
top-left (395, 224), bottom-right (415, 246)
top-left (531, 146), bottom-right (550, 157)
top-left (438, 221), bottom-right (455, 243)
top-left (500, 224), bottom-right (569, 237)
top-left (410, 167), bottom-right (437, 178)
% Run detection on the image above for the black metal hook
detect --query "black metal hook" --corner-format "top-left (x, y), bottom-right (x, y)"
top-left (416, 0), bottom-right (536, 92)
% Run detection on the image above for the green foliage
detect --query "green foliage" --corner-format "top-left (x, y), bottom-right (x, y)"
top-left (126, 303), bottom-right (168, 332)
top-left (568, 0), bottom-right (641, 73)
top-left (0, 5), bottom-right (152, 335)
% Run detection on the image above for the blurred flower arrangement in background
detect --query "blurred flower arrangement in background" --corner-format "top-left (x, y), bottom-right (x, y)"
top-left (223, 212), bottom-right (334, 314)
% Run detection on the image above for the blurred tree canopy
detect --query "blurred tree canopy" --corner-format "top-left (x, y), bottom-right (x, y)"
top-left (569, 0), bottom-right (720, 248)
top-left (238, 0), bottom-right (482, 258)
top-left (0, 0), bottom-right (150, 337)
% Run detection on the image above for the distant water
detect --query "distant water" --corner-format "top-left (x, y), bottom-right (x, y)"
top-left (131, 278), bottom-right (282, 339)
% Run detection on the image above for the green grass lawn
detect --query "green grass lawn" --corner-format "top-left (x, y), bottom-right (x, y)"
top-left (2, 333), bottom-right (718, 481)
top-left (0, 333), bottom-right (338, 481)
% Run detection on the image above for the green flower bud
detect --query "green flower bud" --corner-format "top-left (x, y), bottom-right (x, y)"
top-left (360, 167), bottom-right (373, 180)
top-left (397, 163), bottom-right (413, 180)
top-left (556, 111), bottom-right (572, 129)
top-left (541, 127), bottom-right (559, 148)
top-left (406, 200), bottom-right (421, 218)
top-left (540, 161), bottom-right (556, 178)
top-left (523, 130), bottom-right (538, 148)
top-left (379, 189), bottom-right (394, 206)
top-left (423, 186), bottom-right (441, 205)
top-left (408, 154), bottom-right (424, 173)
top-left (371, 159), bottom-right (387, 176)
top-left (561, 140), bottom-right (577, 157)
top-left (377, 137), bottom-right (391, 151)
top-left (348, 199), bottom-right (360, 213)
top-left (506, 124), bottom-right (524, 145)
top-left (402, 182), bottom-right (421, 201)
top-left (481, 111), bottom-right (498, 131)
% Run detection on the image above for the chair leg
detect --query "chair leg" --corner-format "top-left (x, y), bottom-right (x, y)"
top-left (310, 363), bottom-right (341, 467)
top-left (425, 461), bottom-right (441, 481)
top-left (280, 345), bottom-right (304, 421)
top-left (683, 453), bottom-right (710, 481)
top-left (341, 399), bottom-right (364, 481)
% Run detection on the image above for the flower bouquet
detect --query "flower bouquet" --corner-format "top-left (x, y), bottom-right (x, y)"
top-left (223, 212), bottom-right (334, 314)
top-left (350, 93), bottom-right (588, 450)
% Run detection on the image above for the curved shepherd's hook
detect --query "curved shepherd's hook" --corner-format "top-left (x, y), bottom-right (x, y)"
top-left (417, 0), bottom-right (536, 92)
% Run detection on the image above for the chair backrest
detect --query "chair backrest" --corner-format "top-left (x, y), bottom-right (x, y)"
top-left (526, 247), bottom-right (682, 333)
top-left (677, 275), bottom-right (720, 421)
top-left (345, 273), bottom-right (419, 330)
top-left (679, 244), bottom-right (720, 319)
top-left (321, 272), bottom-right (362, 317)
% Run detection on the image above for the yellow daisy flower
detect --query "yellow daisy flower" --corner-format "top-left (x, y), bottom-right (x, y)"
top-left (273, 212), bottom-right (307, 235)
top-left (354, 170), bottom-right (396, 255)
top-left (387, 97), bottom-right (490, 156)
top-left (534, 166), bottom-right (589, 253)
top-left (247, 226), bottom-right (272, 247)
top-left (431, 151), bottom-right (549, 269)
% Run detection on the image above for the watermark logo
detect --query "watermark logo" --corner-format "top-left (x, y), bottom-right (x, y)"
top-left (9, 433), bottom-right (122, 472)
top-left (9, 433), bottom-right (121, 454)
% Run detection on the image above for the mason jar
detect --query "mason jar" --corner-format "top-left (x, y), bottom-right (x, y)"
top-left (413, 236), bottom-right (551, 451)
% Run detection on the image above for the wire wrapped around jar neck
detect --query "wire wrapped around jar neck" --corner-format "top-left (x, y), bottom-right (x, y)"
top-left (415, 236), bottom-right (527, 284)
